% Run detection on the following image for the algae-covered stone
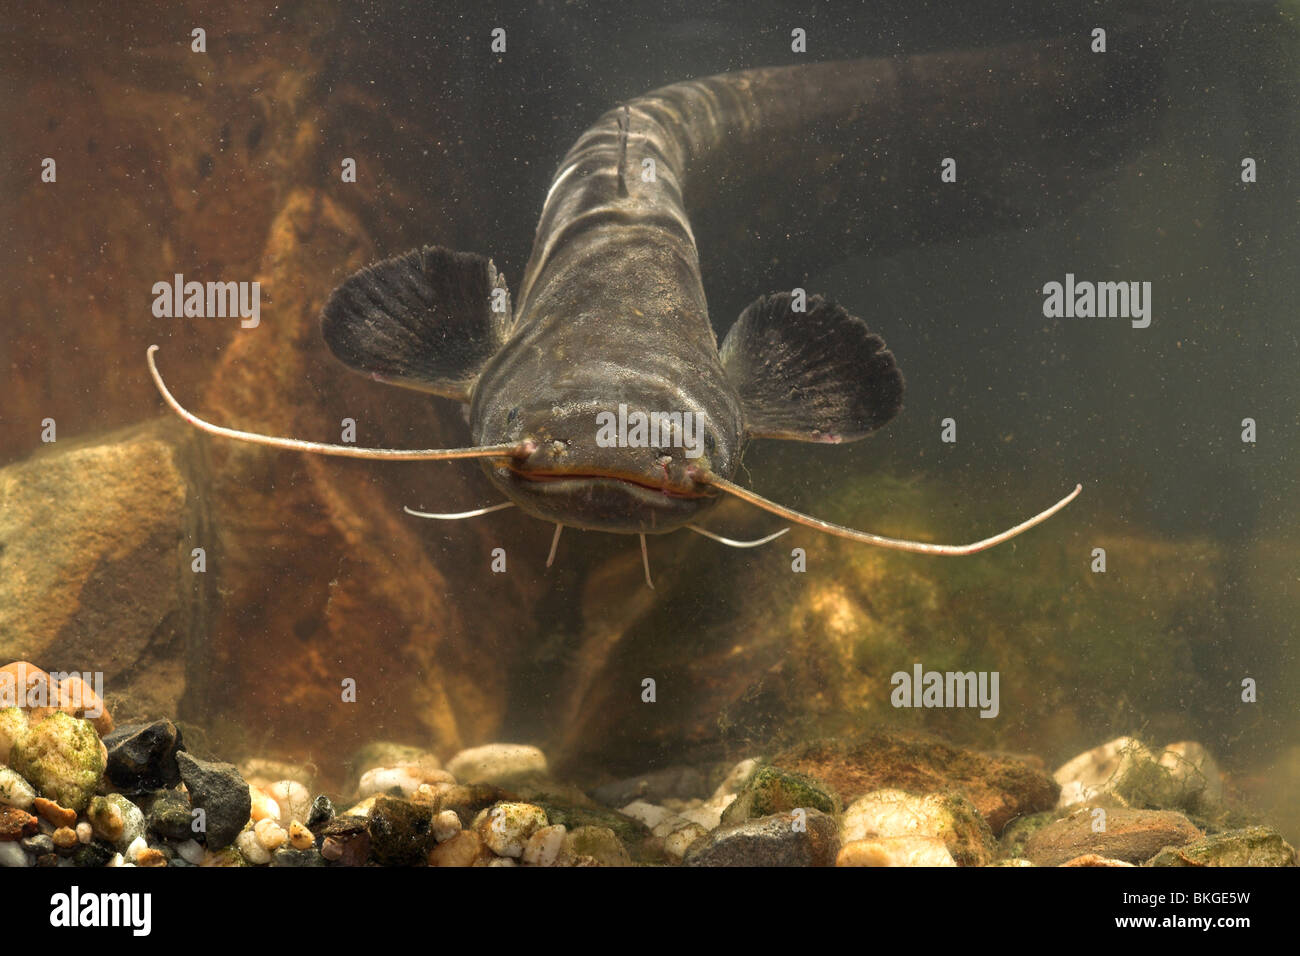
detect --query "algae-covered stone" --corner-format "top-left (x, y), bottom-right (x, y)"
top-left (9, 712), bottom-right (105, 812)
top-left (684, 810), bottom-right (839, 867)
top-left (0, 768), bottom-right (36, 810)
top-left (1144, 826), bottom-right (1296, 867)
top-left (841, 789), bottom-right (997, 867)
top-left (87, 793), bottom-right (145, 850)
top-left (533, 800), bottom-right (650, 854)
top-left (719, 765), bottom-right (838, 826)
top-left (0, 707), bottom-right (29, 764)
top-left (776, 733), bottom-right (1057, 835)
top-left (560, 825), bottom-right (634, 867)
top-left (447, 743), bottom-right (548, 785)
top-left (999, 810), bottom-right (1056, 859)
top-left (1054, 736), bottom-right (1154, 807)
top-left (368, 795), bottom-right (436, 866)
top-left (476, 801), bottom-right (548, 858)
top-left (144, 789), bottom-right (193, 842)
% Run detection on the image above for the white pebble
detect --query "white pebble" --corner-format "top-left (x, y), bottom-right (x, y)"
top-left (267, 780), bottom-right (312, 826)
top-left (358, 766), bottom-right (454, 799)
top-left (176, 840), bottom-right (205, 865)
top-left (432, 810), bottom-right (462, 843)
top-left (0, 842), bottom-right (31, 868)
top-left (837, 836), bottom-right (957, 867)
top-left (254, 817), bottom-right (287, 851)
top-left (0, 767), bottom-right (35, 810)
top-left (446, 743), bottom-right (548, 784)
top-left (249, 787), bottom-right (281, 824)
top-left (485, 857), bottom-right (517, 867)
top-left (105, 853), bottom-right (126, 868)
top-left (236, 827), bottom-right (271, 865)
top-left (1158, 741), bottom-right (1224, 804)
top-left (711, 757), bottom-right (760, 800)
top-left (126, 836), bottom-right (149, 864)
top-left (76, 822), bottom-right (92, 844)
top-left (620, 800), bottom-right (672, 830)
top-left (522, 824), bottom-right (566, 866)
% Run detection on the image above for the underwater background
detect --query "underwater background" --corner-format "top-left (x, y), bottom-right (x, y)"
top-left (0, 0), bottom-right (1296, 865)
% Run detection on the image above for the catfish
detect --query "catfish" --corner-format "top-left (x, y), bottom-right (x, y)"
top-left (149, 36), bottom-right (1161, 586)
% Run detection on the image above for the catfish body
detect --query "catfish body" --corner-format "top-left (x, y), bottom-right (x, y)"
top-left (318, 37), bottom-right (1158, 535)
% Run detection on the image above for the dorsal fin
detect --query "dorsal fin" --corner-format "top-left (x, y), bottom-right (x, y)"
top-left (720, 292), bottom-right (904, 442)
top-left (321, 246), bottom-right (511, 403)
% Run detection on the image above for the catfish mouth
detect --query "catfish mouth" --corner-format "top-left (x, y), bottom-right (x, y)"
top-left (504, 464), bottom-right (711, 500)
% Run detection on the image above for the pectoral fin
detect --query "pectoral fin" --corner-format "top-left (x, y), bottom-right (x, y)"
top-left (720, 292), bottom-right (904, 442)
top-left (320, 245), bottom-right (511, 402)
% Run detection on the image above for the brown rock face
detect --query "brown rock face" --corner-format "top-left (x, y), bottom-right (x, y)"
top-left (1025, 808), bottom-right (1203, 867)
top-left (774, 733), bottom-right (1059, 836)
top-left (0, 423), bottom-right (204, 719)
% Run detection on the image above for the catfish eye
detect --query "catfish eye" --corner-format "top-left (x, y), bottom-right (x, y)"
top-left (506, 406), bottom-right (520, 426)
top-left (704, 432), bottom-right (716, 453)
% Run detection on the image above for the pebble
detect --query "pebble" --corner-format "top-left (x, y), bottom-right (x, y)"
top-left (1061, 854), bottom-right (1136, 867)
top-left (369, 796), bottom-right (437, 866)
top-left (50, 828), bottom-right (77, 849)
top-left (558, 826), bottom-right (633, 867)
top-left (176, 752), bottom-right (252, 850)
top-left (521, 824), bottom-right (566, 866)
top-left (176, 839), bottom-right (206, 864)
top-left (249, 787), bottom-right (281, 823)
top-left (271, 847), bottom-right (325, 867)
top-left (485, 857), bottom-right (517, 867)
top-left (319, 816), bottom-right (370, 866)
top-left (662, 823), bottom-right (708, 860)
top-left (144, 788), bottom-right (193, 841)
top-left (0, 805), bottom-right (38, 840)
top-left (0, 841), bottom-right (32, 867)
top-left (254, 817), bottom-right (287, 851)
top-left (75, 822), bottom-right (92, 844)
top-left (711, 758), bottom-right (761, 800)
top-left (684, 811), bottom-right (839, 867)
top-left (200, 847), bottom-right (245, 867)
top-left (236, 827), bottom-right (271, 865)
top-left (34, 796), bottom-right (78, 828)
top-left (841, 789), bottom-right (996, 867)
top-left (72, 843), bottom-right (114, 867)
top-left (288, 820), bottom-right (315, 850)
top-left (0, 706), bottom-right (29, 764)
top-left (836, 836), bottom-right (958, 867)
top-left (446, 743), bottom-right (548, 785)
top-left (1145, 826), bottom-right (1297, 867)
top-left (125, 836), bottom-right (149, 863)
top-left (1025, 807), bottom-right (1202, 866)
top-left (137, 847), bottom-right (167, 867)
top-left (477, 802), bottom-right (549, 858)
top-left (675, 792), bottom-right (736, 831)
top-left (359, 765), bottom-right (456, 800)
top-left (88, 793), bottom-right (145, 850)
top-left (7, 711), bottom-right (106, 812)
top-left (343, 795), bottom-right (378, 818)
top-left (720, 764), bottom-right (838, 826)
top-left (23, 833), bottom-right (56, 855)
top-left (307, 794), bottom-right (335, 829)
top-left (0, 767), bottom-right (35, 810)
top-left (267, 780), bottom-right (311, 826)
top-left (1054, 736), bottom-right (1153, 807)
top-left (102, 719), bottom-right (183, 792)
top-left (428, 829), bottom-right (483, 867)
top-left (620, 800), bottom-right (673, 831)
top-left (432, 810), bottom-right (462, 843)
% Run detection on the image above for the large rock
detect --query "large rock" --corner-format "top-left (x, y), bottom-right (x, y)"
top-left (1144, 826), bottom-right (1296, 867)
top-left (1024, 808), bottom-right (1202, 867)
top-left (773, 732), bottom-right (1058, 835)
top-left (176, 752), bottom-right (251, 849)
top-left (0, 421), bottom-right (204, 719)
top-left (683, 810), bottom-right (839, 867)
